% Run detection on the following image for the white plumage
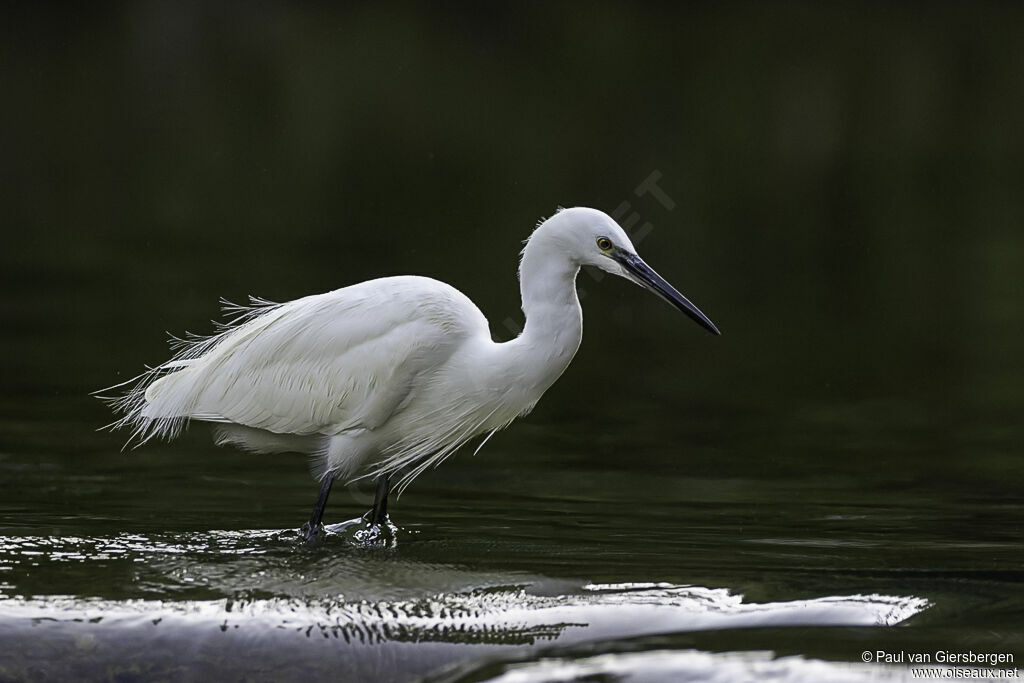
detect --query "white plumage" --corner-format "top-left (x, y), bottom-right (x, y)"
top-left (105, 207), bottom-right (718, 530)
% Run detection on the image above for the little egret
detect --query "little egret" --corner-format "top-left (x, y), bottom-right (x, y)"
top-left (104, 207), bottom-right (719, 542)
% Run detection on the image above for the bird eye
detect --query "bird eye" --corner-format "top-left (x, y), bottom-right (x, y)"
top-left (596, 237), bottom-right (613, 251)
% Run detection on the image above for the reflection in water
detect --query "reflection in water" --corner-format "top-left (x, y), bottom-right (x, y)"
top-left (0, 531), bottom-right (929, 680)
top-left (0, 583), bottom-right (927, 646)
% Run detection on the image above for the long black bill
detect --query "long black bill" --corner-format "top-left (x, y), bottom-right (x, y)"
top-left (613, 251), bottom-right (721, 335)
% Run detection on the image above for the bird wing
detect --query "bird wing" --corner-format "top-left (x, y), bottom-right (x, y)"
top-left (138, 276), bottom-right (479, 439)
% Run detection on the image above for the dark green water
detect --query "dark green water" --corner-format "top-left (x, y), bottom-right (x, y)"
top-left (3, 4), bottom-right (1023, 681)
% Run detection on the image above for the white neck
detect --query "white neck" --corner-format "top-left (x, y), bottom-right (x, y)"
top-left (501, 227), bottom-right (584, 395)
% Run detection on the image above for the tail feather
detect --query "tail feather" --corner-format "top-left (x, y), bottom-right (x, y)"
top-left (99, 365), bottom-right (201, 447)
top-left (95, 295), bottom-right (283, 448)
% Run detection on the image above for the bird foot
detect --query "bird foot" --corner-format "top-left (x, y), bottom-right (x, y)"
top-left (299, 521), bottom-right (326, 545)
top-left (324, 513), bottom-right (398, 548)
top-left (355, 517), bottom-right (398, 547)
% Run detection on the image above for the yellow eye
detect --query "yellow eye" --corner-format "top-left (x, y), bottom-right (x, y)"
top-left (596, 237), bottom-right (613, 251)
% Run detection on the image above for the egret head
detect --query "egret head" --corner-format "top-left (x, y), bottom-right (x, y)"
top-left (540, 207), bottom-right (720, 335)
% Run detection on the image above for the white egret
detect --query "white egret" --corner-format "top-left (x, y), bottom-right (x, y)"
top-left (104, 207), bottom-right (719, 542)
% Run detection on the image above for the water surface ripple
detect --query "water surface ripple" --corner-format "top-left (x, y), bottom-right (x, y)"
top-left (0, 530), bottom-right (931, 681)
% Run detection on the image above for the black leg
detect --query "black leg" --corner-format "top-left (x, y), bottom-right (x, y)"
top-left (300, 477), bottom-right (333, 542)
top-left (363, 475), bottom-right (391, 525)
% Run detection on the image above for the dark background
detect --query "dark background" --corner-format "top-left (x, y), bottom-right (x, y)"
top-left (2, 1), bottom-right (1024, 528)
top-left (2, 4), bottom-right (1023, 679)
top-left (4, 3), bottom-right (1023, 478)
